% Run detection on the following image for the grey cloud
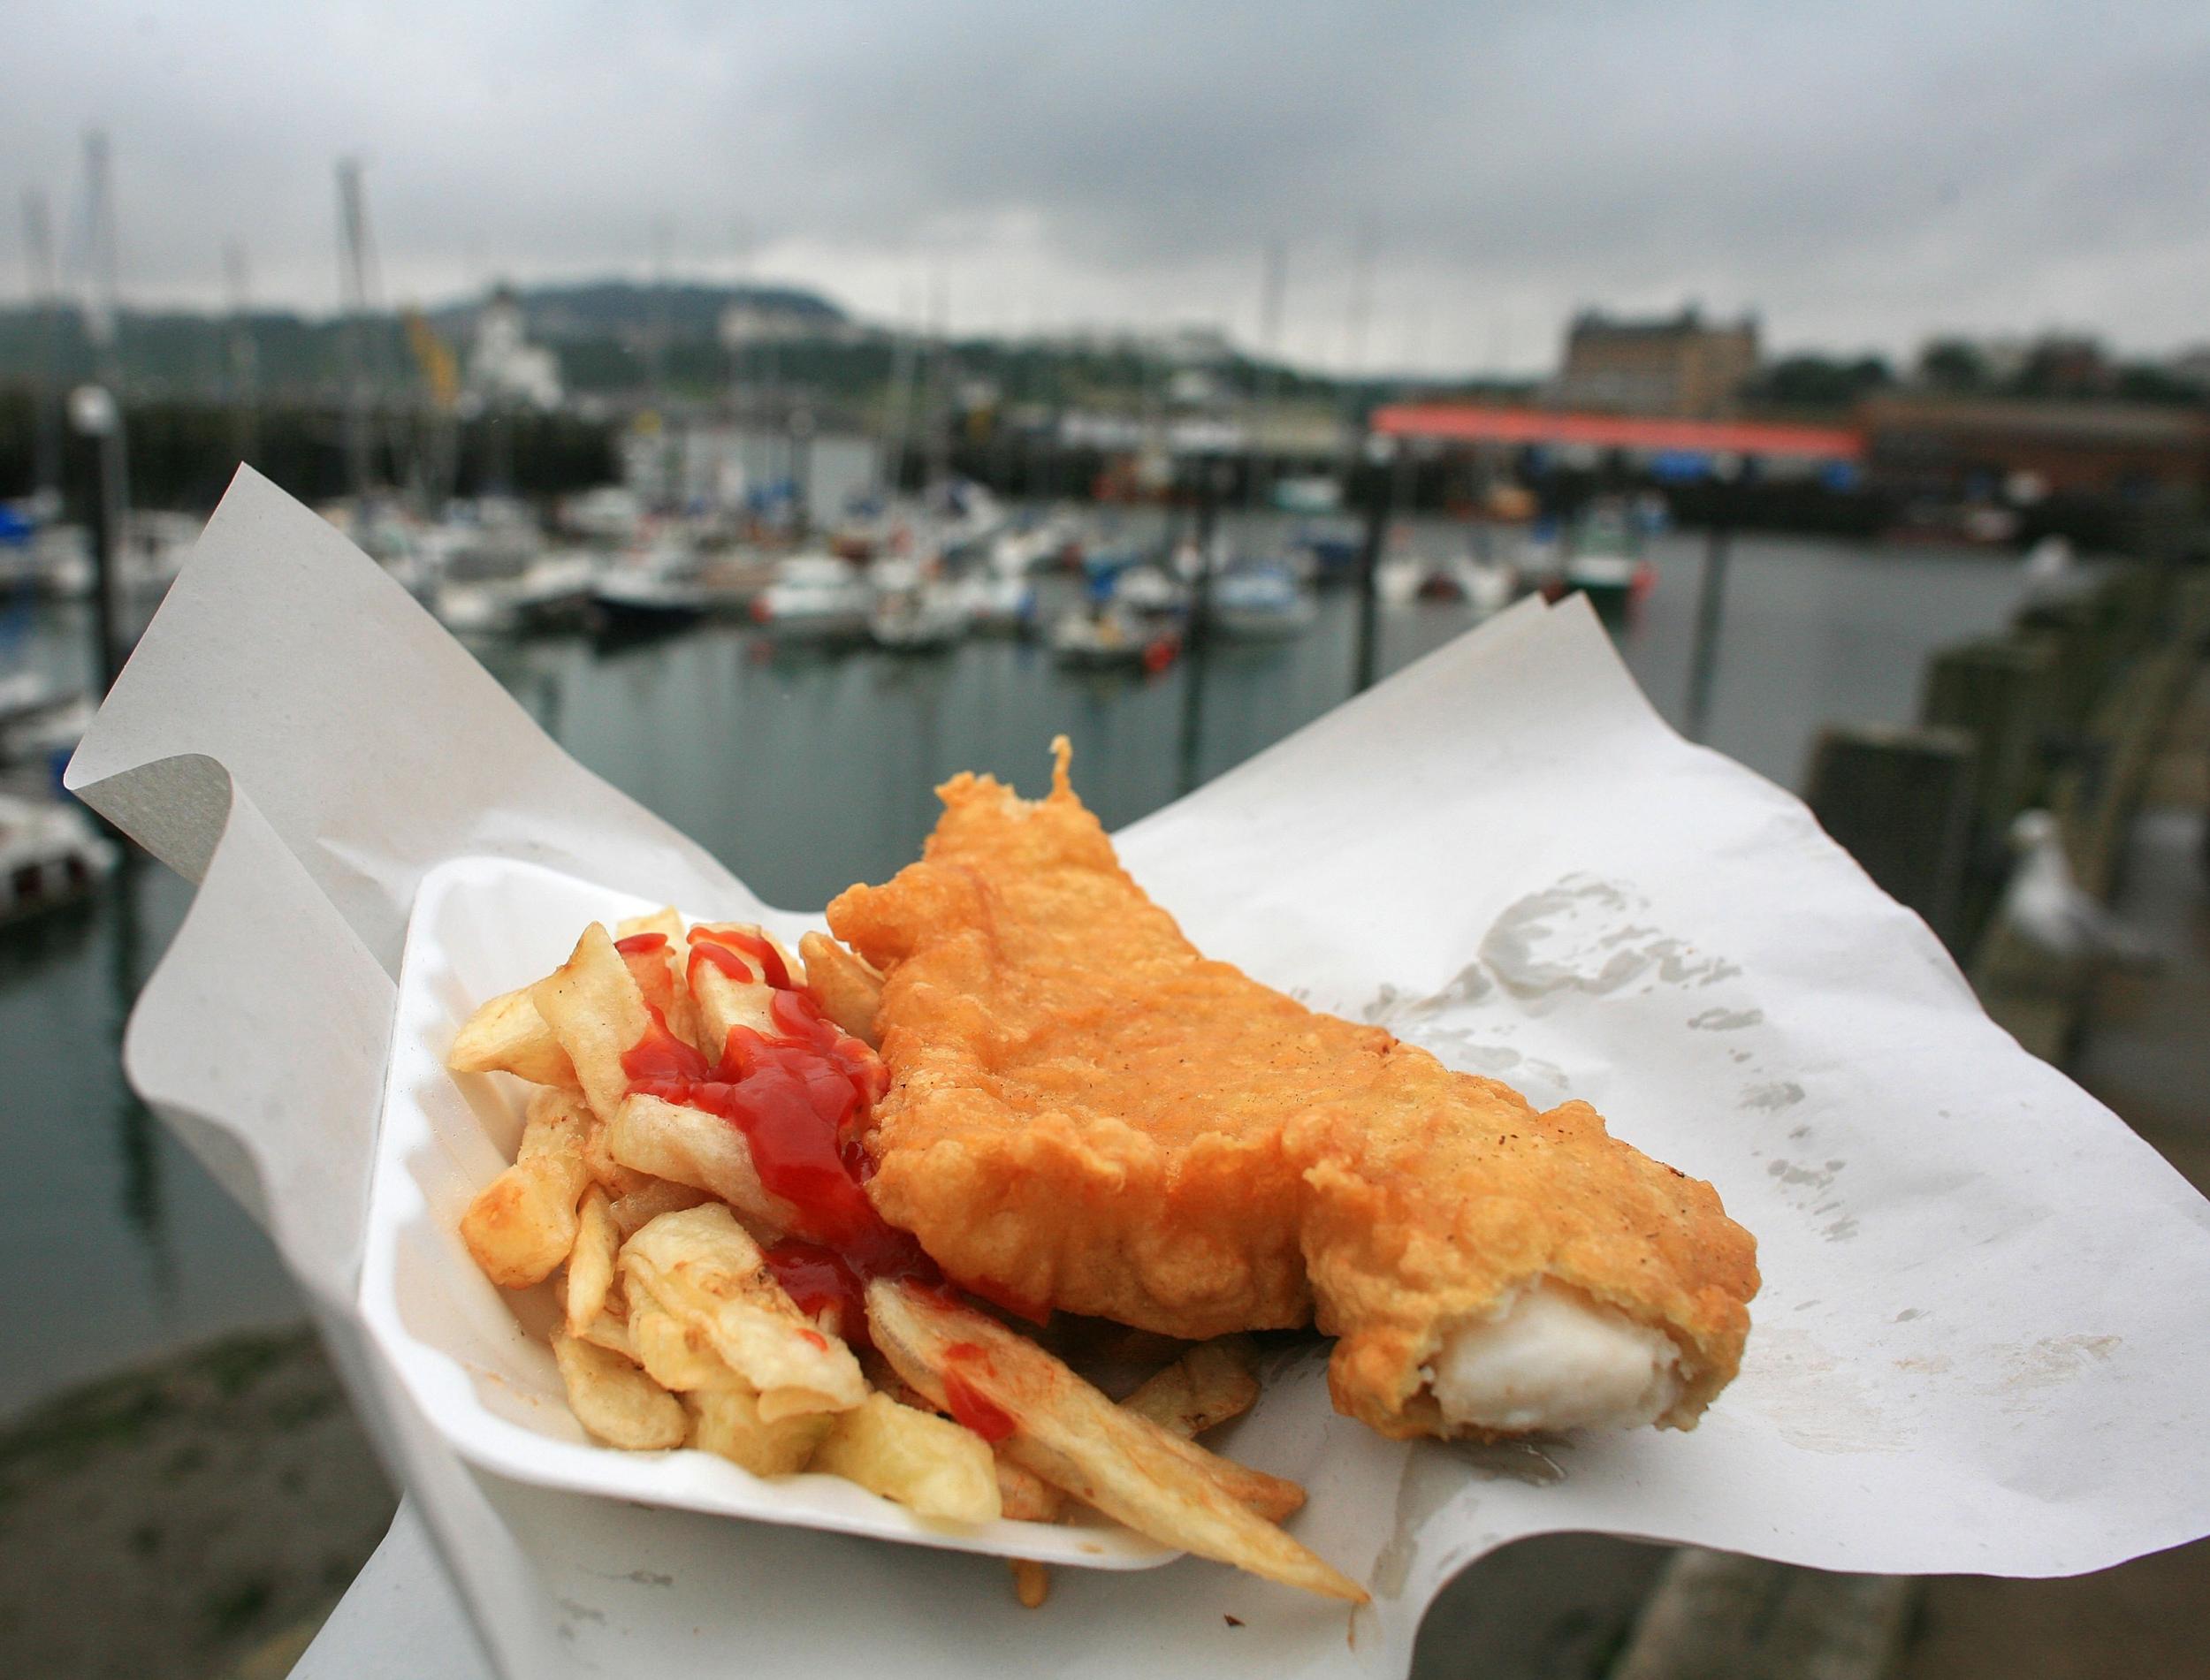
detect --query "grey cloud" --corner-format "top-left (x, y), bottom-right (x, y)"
top-left (4, 0), bottom-right (2207, 369)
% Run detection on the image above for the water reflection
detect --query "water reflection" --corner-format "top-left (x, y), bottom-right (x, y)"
top-left (0, 856), bottom-right (299, 1415)
top-left (106, 852), bottom-right (173, 1296)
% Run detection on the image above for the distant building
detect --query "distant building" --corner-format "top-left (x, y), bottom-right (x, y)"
top-left (1859, 394), bottom-right (2210, 499)
top-left (1550, 306), bottom-right (1759, 418)
top-left (2017, 336), bottom-right (2115, 399)
top-left (468, 286), bottom-right (562, 410)
top-left (2168, 346), bottom-right (2210, 392)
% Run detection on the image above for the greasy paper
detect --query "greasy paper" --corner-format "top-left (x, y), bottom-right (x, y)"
top-left (68, 468), bottom-right (2210, 1678)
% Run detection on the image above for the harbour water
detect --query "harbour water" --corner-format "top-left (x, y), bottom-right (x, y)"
top-left (0, 521), bottom-right (2032, 1416)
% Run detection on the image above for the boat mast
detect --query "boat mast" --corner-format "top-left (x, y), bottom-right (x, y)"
top-left (335, 157), bottom-right (380, 508)
top-left (879, 277), bottom-right (924, 499)
top-left (1337, 220), bottom-right (1376, 489)
top-left (925, 270), bottom-right (951, 493)
top-left (223, 240), bottom-right (259, 467)
top-left (74, 130), bottom-right (131, 690)
top-left (19, 190), bottom-right (62, 506)
top-left (80, 133), bottom-right (124, 392)
top-left (1246, 238), bottom-right (1284, 512)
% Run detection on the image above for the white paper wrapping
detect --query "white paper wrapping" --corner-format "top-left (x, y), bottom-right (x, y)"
top-left (67, 468), bottom-right (2210, 1678)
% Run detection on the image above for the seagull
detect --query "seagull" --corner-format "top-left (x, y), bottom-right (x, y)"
top-left (1998, 810), bottom-right (2162, 969)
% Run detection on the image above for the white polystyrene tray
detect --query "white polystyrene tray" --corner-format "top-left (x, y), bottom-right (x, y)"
top-left (359, 853), bottom-right (1176, 1570)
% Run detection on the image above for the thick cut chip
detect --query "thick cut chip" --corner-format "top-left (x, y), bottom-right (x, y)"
top-left (446, 985), bottom-right (576, 1088)
top-left (622, 1205), bottom-right (865, 1420)
top-left (615, 908), bottom-right (684, 944)
top-left (827, 744), bottom-right (1758, 1439)
top-left (617, 908), bottom-right (705, 1050)
top-left (564, 1188), bottom-right (620, 1334)
top-left (552, 1330), bottom-right (687, 1450)
top-left (683, 933), bottom-right (781, 1051)
top-left (606, 1093), bottom-right (794, 1235)
top-left (620, 940), bottom-right (678, 1021)
top-left (686, 1387), bottom-right (833, 1477)
top-left (531, 924), bottom-right (651, 1126)
top-left (812, 1392), bottom-right (1002, 1524)
top-left (798, 931), bottom-right (884, 1046)
top-left (575, 1306), bottom-right (637, 1362)
top-left (580, 1114), bottom-right (653, 1199)
top-left (993, 1456), bottom-right (1062, 1523)
top-left (867, 1278), bottom-right (1364, 1602)
top-left (628, 1278), bottom-right (746, 1394)
top-left (1123, 1335), bottom-right (1262, 1439)
top-left (460, 1091), bottom-right (592, 1289)
top-left (990, 1334), bottom-right (1292, 1527)
top-left (606, 1175), bottom-right (711, 1239)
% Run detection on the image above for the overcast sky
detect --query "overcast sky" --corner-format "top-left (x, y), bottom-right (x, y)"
top-left (5, 1), bottom-right (2206, 374)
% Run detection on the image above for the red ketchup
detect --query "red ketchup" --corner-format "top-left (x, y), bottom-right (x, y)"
top-left (620, 939), bottom-right (935, 1356)
top-left (940, 1344), bottom-right (1016, 1442)
top-left (686, 924), bottom-right (791, 989)
top-left (613, 931), bottom-right (668, 956)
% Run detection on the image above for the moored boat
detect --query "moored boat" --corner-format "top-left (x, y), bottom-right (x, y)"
top-left (0, 793), bottom-right (118, 925)
top-left (1208, 562), bottom-right (1317, 641)
top-left (955, 573), bottom-right (1038, 636)
top-left (752, 555), bottom-right (873, 643)
top-left (1540, 501), bottom-right (1655, 616)
top-left (869, 580), bottom-right (970, 652)
top-left (1049, 604), bottom-right (1180, 672)
top-left (0, 672), bottom-right (91, 765)
top-left (591, 568), bottom-right (713, 638)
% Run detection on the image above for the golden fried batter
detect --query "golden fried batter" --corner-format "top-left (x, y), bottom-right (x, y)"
top-left (827, 744), bottom-right (1757, 1438)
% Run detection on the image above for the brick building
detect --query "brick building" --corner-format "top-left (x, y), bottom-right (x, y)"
top-left (1550, 307), bottom-right (1760, 418)
top-left (1859, 395), bottom-right (2210, 498)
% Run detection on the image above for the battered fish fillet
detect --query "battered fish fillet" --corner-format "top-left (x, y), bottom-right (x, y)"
top-left (827, 745), bottom-right (1758, 1440)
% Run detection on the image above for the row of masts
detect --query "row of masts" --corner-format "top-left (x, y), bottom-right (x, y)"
top-left (16, 133), bottom-right (1406, 531)
top-left (19, 133), bottom-right (125, 511)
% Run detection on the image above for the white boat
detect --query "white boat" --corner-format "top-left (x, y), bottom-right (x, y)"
top-left (118, 511), bottom-right (199, 602)
top-left (1271, 475), bottom-right (1344, 514)
top-left (511, 551), bottom-right (601, 626)
top-left (11, 514), bottom-right (192, 604)
top-left (434, 551), bottom-right (601, 635)
top-left (560, 486), bottom-right (647, 545)
top-left (1209, 564), bottom-right (1317, 641)
top-left (19, 524), bottom-right (93, 599)
top-left (0, 792), bottom-right (118, 924)
top-left (591, 567), bottom-right (712, 638)
top-left (1554, 546), bottom-right (1653, 614)
top-left (1458, 558), bottom-right (1521, 615)
top-left (1049, 605), bottom-right (1178, 671)
top-left (987, 513), bottom-right (1084, 576)
top-left (1376, 556), bottom-right (1426, 606)
top-left (1113, 564), bottom-right (1187, 619)
top-left (928, 480), bottom-right (1007, 558)
top-left (1381, 555), bottom-right (1522, 613)
top-left (753, 556), bottom-right (873, 642)
top-left (0, 671), bottom-right (93, 765)
top-left (869, 582), bottom-right (969, 652)
top-left (1536, 503), bottom-right (1654, 615)
top-left (955, 573), bottom-right (1037, 636)
top-left (692, 552), bottom-right (781, 616)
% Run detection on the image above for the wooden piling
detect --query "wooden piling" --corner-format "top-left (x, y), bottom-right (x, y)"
top-left (1921, 635), bottom-right (2061, 837)
top-left (1352, 436), bottom-right (1394, 694)
top-left (1804, 725), bottom-right (1977, 952)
